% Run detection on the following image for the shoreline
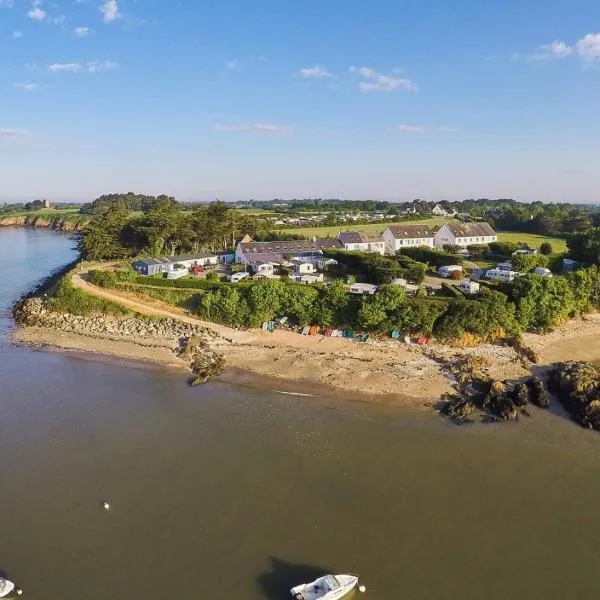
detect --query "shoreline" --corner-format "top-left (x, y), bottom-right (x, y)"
top-left (11, 261), bottom-right (600, 410)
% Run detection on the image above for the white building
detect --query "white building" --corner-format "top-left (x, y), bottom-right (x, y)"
top-left (349, 283), bottom-right (378, 295)
top-left (337, 232), bottom-right (386, 255)
top-left (292, 260), bottom-right (316, 274)
top-left (486, 269), bottom-right (518, 282)
top-left (382, 225), bottom-right (435, 254)
top-left (292, 274), bottom-right (324, 285)
top-left (458, 279), bottom-right (480, 294)
top-left (434, 222), bottom-right (497, 249)
top-left (432, 204), bottom-right (455, 217)
top-left (317, 257), bottom-right (338, 271)
top-left (229, 272), bottom-right (250, 283)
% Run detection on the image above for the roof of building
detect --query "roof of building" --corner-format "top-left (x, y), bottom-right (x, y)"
top-left (245, 253), bottom-right (282, 264)
top-left (386, 224), bottom-right (434, 239)
top-left (238, 239), bottom-right (342, 255)
top-left (338, 231), bottom-right (384, 245)
top-left (442, 221), bottom-right (496, 237)
top-left (134, 252), bottom-right (217, 266)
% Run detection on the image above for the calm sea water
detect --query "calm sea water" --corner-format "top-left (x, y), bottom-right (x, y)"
top-left (1, 228), bottom-right (600, 600)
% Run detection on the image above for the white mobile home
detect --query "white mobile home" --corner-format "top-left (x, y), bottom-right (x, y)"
top-left (349, 283), bottom-right (378, 295)
top-left (534, 267), bottom-right (553, 277)
top-left (486, 268), bottom-right (518, 282)
top-left (458, 279), bottom-right (480, 295)
top-left (229, 272), bottom-right (250, 283)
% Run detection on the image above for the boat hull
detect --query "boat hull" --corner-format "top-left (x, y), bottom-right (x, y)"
top-left (0, 579), bottom-right (15, 598)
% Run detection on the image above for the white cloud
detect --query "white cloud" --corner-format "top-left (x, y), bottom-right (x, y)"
top-left (86, 60), bottom-right (117, 72)
top-left (51, 15), bottom-right (66, 24)
top-left (299, 65), bottom-right (332, 78)
top-left (14, 83), bottom-right (40, 91)
top-left (99, 0), bottom-right (119, 23)
top-left (0, 0), bottom-right (14, 8)
top-left (48, 62), bottom-right (82, 73)
top-left (74, 27), bottom-right (89, 37)
top-left (527, 40), bottom-right (572, 62)
top-left (13, 31), bottom-right (24, 38)
top-left (388, 125), bottom-right (460, 134)
top-left (225, 60), bottom-right (240, 71)
top-left (388, 124), bottom-right (425, 134)
top-left (48, 60), bottom-right (117, 73)
top-left (0, 129), bottom-right (30, 138)
top-left (27, 7), bottom-right (46, 21)
top-left (216, 123), bottom-right (293, 135)
top-left (351, 66), bottom-right (418, 92)
top-left (576, 33), bottom-right (600, 61)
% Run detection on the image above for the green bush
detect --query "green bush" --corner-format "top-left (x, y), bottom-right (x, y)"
top-left (132, 276), bottom-right (222, 290)
top-left (466, 244), bottom-right (489, 257)
top-left (434, 290), bottom-right (519, 340)
top-left (540, 242), bottom-right (553, 256)
top-left (488, 241), bottom-right (520, 256)
top-left (50, 276), bottom-right (130, 316)
top-left (88, 269), bottom-right (136, 288)
top-left (511, 253), bottom-right (549, 272)
top-left (510, 274), bottom-right (576, 332)
top-left (399, 247), bottom-right (464, 268)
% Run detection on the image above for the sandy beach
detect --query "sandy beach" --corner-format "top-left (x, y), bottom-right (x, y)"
top-left (12, 264), bottom-right (600, 406)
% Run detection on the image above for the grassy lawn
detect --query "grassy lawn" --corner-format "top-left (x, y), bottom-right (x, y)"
top-left (496, 231), bottom-right (567, 253)
top-left (8, 207), bottom-right (81, 217)
top-left (275, 217), bottom-right (448, 238)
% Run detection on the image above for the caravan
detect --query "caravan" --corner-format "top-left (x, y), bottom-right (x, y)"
top-left (485, 268), bottom-right (518, 282)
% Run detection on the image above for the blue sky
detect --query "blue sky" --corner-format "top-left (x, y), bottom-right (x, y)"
top-left (1, 0), bottom-right (599, 203)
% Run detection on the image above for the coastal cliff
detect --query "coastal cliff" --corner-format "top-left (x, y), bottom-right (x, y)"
top-left (0, 214), bottom-right (88, 232)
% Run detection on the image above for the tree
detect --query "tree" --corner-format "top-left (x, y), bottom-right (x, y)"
top-left (80, 201), bottom-right (131, 260)
top-left (567, 228), bottom-right (600, 265)
top-left (434, 290), bottom-right (519, 340)
top-left (316, 280), bottom-right (355, 326)
top-left (511, 253), bottom-right (549, 272)
top-left (540, 242), bottom-right (553, 255)
top-left (511, 274), bottom-right (575, 332)
top-left (358, 284), bottom-right (406, 330)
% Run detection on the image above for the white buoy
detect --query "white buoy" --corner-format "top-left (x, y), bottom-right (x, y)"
top-left (103, 502), bottom-right (111, 511)
top-left (17, 588), bottom-right (23, 595)
top-left (358, 584), bottom-right (366, 593)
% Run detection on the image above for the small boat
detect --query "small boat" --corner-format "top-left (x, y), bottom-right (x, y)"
top-left (291, 574), bottom-right (358, 600)
top-left (0, 578), bottom-right (15, 598)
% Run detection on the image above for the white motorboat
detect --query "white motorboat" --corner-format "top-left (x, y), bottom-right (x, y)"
top-left (0, 578), bottom-right (15, 598)
top-left (290, 574), bottom-right (358, 600)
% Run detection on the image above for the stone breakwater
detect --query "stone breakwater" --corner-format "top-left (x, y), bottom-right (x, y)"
top-left (14, 298), bottom-right (225, 383)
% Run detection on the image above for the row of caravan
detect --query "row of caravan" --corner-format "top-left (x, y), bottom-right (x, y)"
top-left (484, 266), bottom-right (552, 282)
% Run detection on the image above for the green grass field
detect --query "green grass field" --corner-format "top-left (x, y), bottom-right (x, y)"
top-left (275, 217), bottom-right (448, 238)
top-left (496, 231), bottom-right (567, 253)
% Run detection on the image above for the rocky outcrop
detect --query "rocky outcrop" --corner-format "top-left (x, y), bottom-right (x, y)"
top-left (0, 215), bottom-right (88, 232)
top-left (14, 298), bottom-right (225, 383)
top-left (549, 362), bottom-right (600, 431)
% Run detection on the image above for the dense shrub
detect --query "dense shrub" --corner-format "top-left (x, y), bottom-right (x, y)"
top-left (540, 242), bottom-right (553, 255)
top-left (399, 247), bottom-right (464, 268)
top-left (488, 241), bottom-right (519, 256)
top-left (510, 274), bottom-right (575, 331)
top-left (396, 255), bottom-right (426, 284)
top-left (88, 269), bottom-right (136, 288)
top-left (511, 253), bottom-right (549, 272)
top-left (50, 276), bottom-right (130, 316)
top-left (466, 244), bottom-right (489, 257)
top-left (443, 244), bottom-right (461, 254)
top-left (434, 290), bottom-right (519, 340)
top-left (323, 249), bottom-right (405, 284)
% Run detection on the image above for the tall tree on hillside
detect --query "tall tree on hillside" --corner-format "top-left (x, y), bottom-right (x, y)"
top-left (80, 201), bottom-right (131, 260)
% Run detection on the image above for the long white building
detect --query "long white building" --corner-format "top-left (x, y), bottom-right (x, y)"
top-left (434, 222), bottom-right (497, 249)
top-left (382, 224), bottom-right (435, 254)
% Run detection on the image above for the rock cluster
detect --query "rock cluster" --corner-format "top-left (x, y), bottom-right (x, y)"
top-left (549, 362), bottom-right (600, 431)
top-left (14, 298), bottom-right (225, 383)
